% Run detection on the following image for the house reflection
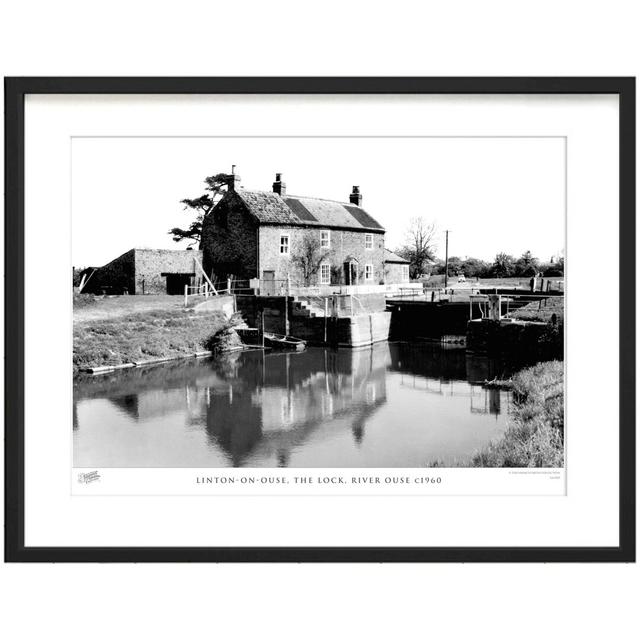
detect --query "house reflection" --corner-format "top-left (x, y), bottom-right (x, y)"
top-left (75, 357), bottom-right (230, 423)
top-left (73, 340), bottom-right (521, 467)
top-left (202, 344), bottom-right (390, 466)
top-left (74, 348), bottom-right (391, 466)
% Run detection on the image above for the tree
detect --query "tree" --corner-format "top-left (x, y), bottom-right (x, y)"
top-left (433, 256), bottom-right (462, 276)
top-left (169, 173), bottom-right (232, 245)
top-left (397, 217), bottom-right (437, 278)
top-left (490, 252), bottom-right (516, 277)
top-left (514, 250), bottom-right (539, 276)
top-left (540, 256), bottom-right (564, 277)
top-left (446, 256), bottom-right (463, 276)
top-left (291, 236), bottom-right (333, 286)
top-left (72, 266), bottom-right (86, 287)
top-left (461, 257), bottom-right (491, 278)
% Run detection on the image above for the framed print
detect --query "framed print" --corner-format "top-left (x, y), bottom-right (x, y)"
top-left (4, 77), bottom-right (635, 562)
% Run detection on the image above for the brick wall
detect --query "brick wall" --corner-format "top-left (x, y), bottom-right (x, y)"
top-left (134, 249), bottom-right (203, 294)
top-left (258, 225), bottom-right (385, 285)
top-left (192, 294), bottom-right (235, 317)
top-left (201, 193), bottom-right (258, 280)
top-left (338, 312), bottom-right (392, 347)
top-left (288, 312), bottom-right (391, 346)
top-left (236, 294), bottom-right (391, 346)
top-left (235, 295), bottom-right (289, 334)
top-left (385, 262), bottom-right (410, 284)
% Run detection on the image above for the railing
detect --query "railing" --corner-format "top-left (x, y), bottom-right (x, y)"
top-left (422, 277), bottom-right (564, 291)
top-left (210, 278), bottom-right (255, 294)
top-left (255, 277), bottom-right (394, 297)
top-left (189, 275), bottom-right (564, 302)
top-left (184, 278), bottom-right (260, 305)
top-left (468, 291), bottom-right (564, 321)
top-left (183, 283), bottom-right (215, 306)
top-left (386, 286), bottom-right (429, 300)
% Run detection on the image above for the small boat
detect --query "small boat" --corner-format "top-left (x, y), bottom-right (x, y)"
top-left (236, 328), bottom-right (306, 352)
top-left (264, 332), bottom-right (307, 351)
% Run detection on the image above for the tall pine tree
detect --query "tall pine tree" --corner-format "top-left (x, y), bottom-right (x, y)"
top-left (169, 172), bottom-right (231, 246)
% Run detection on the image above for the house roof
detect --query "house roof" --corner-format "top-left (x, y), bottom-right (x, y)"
top-left (384, 248), bottom-right (410, 264)
top-left (235, 189), bottom-right (385, 232)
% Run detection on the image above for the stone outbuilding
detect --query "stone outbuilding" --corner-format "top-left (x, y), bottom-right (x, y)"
top-left (201, 172), bottom-right (386, 288)
top-left (79, 248), bottom-right (204, 295)
top-left (384, 249), bottom-right (411, 284)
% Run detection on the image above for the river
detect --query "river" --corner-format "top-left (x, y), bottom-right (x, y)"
top-left (73, 343), bottom-right (518, 468)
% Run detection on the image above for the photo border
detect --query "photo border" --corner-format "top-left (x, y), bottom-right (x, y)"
top-left (4, 77), bottom-right (635, 562)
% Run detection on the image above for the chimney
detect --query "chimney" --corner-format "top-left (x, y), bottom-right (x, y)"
top-left (349, 185), bottom-right (362, 206)
top-left (228, 164), bottom-right (241, 191)
top-left (272, 172), bottom-right (286, 196)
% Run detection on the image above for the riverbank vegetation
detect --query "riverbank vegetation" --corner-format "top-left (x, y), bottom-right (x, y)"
top-left (74, 299), bottom-right (226, 375)
top-left (511, 296), bottom-right (564, 323)
top-left (428, 251), bottom-right (564, 279)
top-left (74, 292), bottom-right (190, 320)
top-left (471, 360), bottom-right (564, 467)
top-left (394, 216), bottom-right (564, 280)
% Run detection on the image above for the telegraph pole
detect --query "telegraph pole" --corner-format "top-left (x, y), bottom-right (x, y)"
top-left (444, 230), bottom-right (451, 289)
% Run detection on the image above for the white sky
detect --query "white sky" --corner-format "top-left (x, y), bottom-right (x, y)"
top-left (72, 137), bottom-right (565, 267)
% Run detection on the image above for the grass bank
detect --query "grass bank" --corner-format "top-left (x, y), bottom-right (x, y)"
top-left (74, 293), bottom-right (191, 320)
top-left (471, 360), bottom-right (564, 467)
top-left (511, 296), bottom-right (564, 323)
top-left (74, 299), bottom-right (226, 375)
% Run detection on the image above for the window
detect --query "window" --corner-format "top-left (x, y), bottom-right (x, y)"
top-left (365, 264), bottom-right (373, 281)
top-left (279, 234), bottom-right (290, 255)
top-left (320, 229), bottom-right (331, 249)
top-left (365, 233), bottom-right (373, 250)
top-left (403, 265), bottom-right (410, 281)
top-left (320, 263), bottom-right (331, 285)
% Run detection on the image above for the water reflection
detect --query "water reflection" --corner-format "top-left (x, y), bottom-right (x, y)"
top-left (74, 343), bottom-right (517, 468)
top-left (390, 344), bottom-right (511, 416)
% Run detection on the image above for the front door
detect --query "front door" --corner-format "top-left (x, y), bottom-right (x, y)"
top-left (343, 262), bottom-right (358, 285)
top-left (262, 270), bottom-right (276, 295)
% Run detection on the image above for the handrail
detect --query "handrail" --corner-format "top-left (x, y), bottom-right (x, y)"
top-left (192, 255), bottom-right (217, 294)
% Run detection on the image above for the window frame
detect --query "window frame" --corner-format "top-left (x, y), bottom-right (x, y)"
top-left (319, 262), bottom-right (331, 285)
top-left (365, 233), bottom-right (373, 250)
top-left (279, 233), bottom-right (290, 256)
top-left (364, 263), bottom-right (373, 281)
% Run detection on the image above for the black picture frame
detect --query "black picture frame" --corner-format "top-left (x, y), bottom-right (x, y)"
top-left (4, 77), bottom-right (636, 563)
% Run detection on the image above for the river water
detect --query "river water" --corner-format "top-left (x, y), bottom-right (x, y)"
top-left (73, 343), bottom-right (517, 468)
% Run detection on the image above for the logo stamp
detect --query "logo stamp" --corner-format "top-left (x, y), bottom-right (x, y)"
top-left (78, 470), bottom-right (101, 484)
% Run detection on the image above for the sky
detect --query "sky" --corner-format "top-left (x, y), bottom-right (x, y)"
top-left (72, 136), bottom-right (565, 267)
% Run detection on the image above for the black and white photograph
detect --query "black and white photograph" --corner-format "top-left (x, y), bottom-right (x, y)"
top-left (6, 77), bottom-right (632, 565)
top-left (72, 136), bottom-right (565, 471)
top-left (2, 3), bottom-right (638, 639)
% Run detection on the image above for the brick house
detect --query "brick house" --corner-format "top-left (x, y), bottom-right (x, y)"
top-left (80, 248), bottom-right (204, 295)
top-left (384, 249), bottom-right (411, 284)
top-left (201, 172), bottom-right (386, 288)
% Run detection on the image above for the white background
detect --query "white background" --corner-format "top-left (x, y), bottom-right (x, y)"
top-left (26, 93), bottom-right (607, 547)
top-left (1, 2), bottom-right (638, 640)
top-left (72, 135), bottom-right (565, 265)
